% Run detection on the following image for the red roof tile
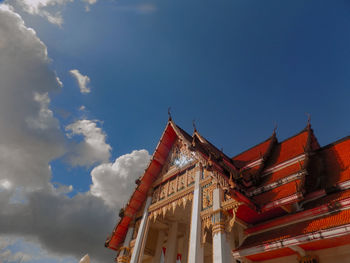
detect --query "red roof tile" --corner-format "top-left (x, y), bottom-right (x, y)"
top-left (320, 137), bottom-right (350, 186)
top-left (241, 166), bottom-right (260, 181)
top-left (265, 131), bottom-right (308, 169)
top-left (261, 161), bottom-right (304, 186)
top-left (253, 179), bottom-right (301, 207)
top-left (304, 188), bottom-right (350, 210)
top-left (239, 208), bottom-right (350, 250)
top-left (232, 136), bottom-right (274, 168)
top-left (246, 247), bottom-right (295, 261)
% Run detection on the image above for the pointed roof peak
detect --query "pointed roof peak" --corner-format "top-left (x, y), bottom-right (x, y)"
top-left (306, 113), bottom-right (312, 131)
top-left (192, 119), bottom-right (197, 133)
top-left (272, 122), bottom-right (277, 138)
top-left (167, 107), bottom-right (172, 121)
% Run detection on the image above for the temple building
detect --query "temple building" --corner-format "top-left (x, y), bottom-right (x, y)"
top-left (105, 118), bottom-right (350, 263)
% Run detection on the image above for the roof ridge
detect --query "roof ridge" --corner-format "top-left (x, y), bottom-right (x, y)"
top-left (232, 135), bottom-right (276, 160)
top-left (317, 135), bottom-right (350, 151)
top-left (193, 130), bottom-right (234, 163)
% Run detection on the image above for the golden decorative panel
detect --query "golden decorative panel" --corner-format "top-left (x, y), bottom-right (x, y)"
top-left (151, 165), bottom-right (196, 207)
top-left (187, 169), bottom-right (195, 186)
top-left (152, 186), bottom-right (160, 204)
top-left (177, 171), bottom-right (186, 191)
top-left (149, 192), bottom-right (193, 222)
top-left (202, 183), bottom-right (215, 210)
top-left (159, 182), bottom-right (169, 200)
top-left (168, 177), bottom-right (177, 196)
top-left (161, 139), bottom-right (194, 174)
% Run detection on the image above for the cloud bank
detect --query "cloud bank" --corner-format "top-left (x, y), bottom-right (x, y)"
top-left (0, 5), bottom-right (150, 263)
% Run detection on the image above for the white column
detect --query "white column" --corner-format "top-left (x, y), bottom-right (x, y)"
top-left (117, 221), bottom-right (135, 263)
top-left (187, 165), bottom-right (204, 263)
top-left (123, 222), bottom-right (134, 249)
top-left (130, 195), bottom-right (152, 263)
top-left (152, 230), bottom-right (165, 263)
top-left (212, 187), bottom-right (232, 263)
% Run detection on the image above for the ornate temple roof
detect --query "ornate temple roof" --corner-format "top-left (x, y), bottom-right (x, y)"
top-left (106, 118), bottom-right (350, 259)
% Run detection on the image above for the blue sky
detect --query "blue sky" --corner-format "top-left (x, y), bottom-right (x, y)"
top-left (48, 0), bottom-right (350, 192)
top-left (1, 0), bottom-right (350, 262)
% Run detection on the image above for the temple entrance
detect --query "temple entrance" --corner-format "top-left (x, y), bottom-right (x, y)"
top-left (141, 200), bottom-right (196, 263)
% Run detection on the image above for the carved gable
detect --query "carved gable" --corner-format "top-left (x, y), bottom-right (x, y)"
top-left (161, 139), bottom-right (194, 175)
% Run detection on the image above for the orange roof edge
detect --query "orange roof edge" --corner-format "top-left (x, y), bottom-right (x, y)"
top-left (105, 119), bottom-right (195, 250)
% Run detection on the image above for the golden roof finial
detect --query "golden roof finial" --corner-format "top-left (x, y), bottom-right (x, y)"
top-left (192, 119), bottom-right (197, 132)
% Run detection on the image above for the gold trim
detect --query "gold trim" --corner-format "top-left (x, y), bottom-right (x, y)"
top-left (116, 256), bottom-right (130, 263)
top-left (149, 186), bottom-right (194, 212)
top-left (149, 191), bottom-right (194, 222)
top-left (152, 161), bottom-right (197, 187)
top-left (212, 222), bottom-right (226, 235)
top-left (116, 247), bottom-right (131, 263)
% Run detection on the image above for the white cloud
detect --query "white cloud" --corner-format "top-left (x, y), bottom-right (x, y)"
top-left (69, 69), bottom-right (91, 94)
top-left (0, 5), bottom-right (64, 190)
top-left (5, 0), bottom-right (73, 26)
top-left (0, 5), bottom-right (151, 262)
top-left (65, 119), bottom-right (111, 166)
top-left (91, 150), bottom-right (151, 208)
top-left (79, 105), bottom-right (86, 111)
top-left (5, 0), bottom-right (98, 25)
top-left (82, 0), bottom-right (97, 12)
top-left (0, 6), bottom-right (112, 262)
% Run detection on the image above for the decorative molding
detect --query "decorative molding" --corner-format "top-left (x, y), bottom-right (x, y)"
top-left (161, 139), bottom-right (196, 175)
top-left (233, 223), bottom-right (350, 258)
top-left (248, 171), bottom-right (305, 197)
top-left (261, 192), bottom-right (303, 212)
top-left (149, 184), bottom-right (194, 212)
top-left (151, 167), bottom-right (196, 205)
top-left (212, 222), bottom-right (226, 235)
top-left (116, 247), bottom-right (131, 263)
top-left (262, 154), bottom-right (306, 177)
top-left (200, 208), bottom-right (213, 244)
top-left (241, 158), bottom-right (263, 170)
top-left (202, 182), bottom-right (215, 210)
top-left (222, 199), bottom-right (240, 233)
top-left (149, 191), bottom-right (193, 222)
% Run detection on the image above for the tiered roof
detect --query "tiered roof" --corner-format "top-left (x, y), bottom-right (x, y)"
top-left (233, 128), bottom-right (350, 261)
top-left (106, 119), bottom-right (350, 261)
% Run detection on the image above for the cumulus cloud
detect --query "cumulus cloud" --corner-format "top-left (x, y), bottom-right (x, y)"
top-left (69, 69), bottom-right (91, 94)
top-left (0, 5), bottom-right (111, 262)
top-left (0, 188), bottom-right (116, 262)
top-left (0, 4), bottom-right (64, 190)
top-left (0, 4), bottom-right (152, 262)
top-left (65, 119), bottom-right (111, 166)
top-left (91, 150), bottom-right (151, 208)
top-left (5, 0), bottom-right (98, 25)
top-left (5, 0), bottom-right (73, 26)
